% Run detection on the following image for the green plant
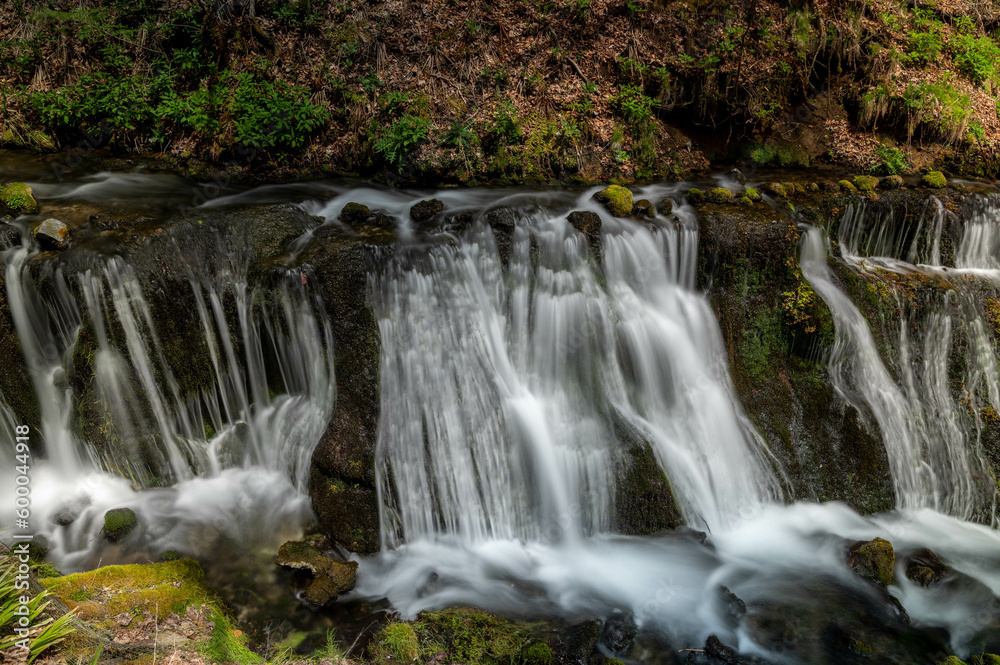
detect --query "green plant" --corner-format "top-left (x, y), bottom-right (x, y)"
top-left (1, 562), bottom-right (77, 662)
top-left (903, 30), bottom-right (943, 65)
top-left (375, 115), bottom-right (430, 171)
top-left (313, 628), bottom-right (347, 660)
top-left (611, 84), bottom-right (654, 124)
top-left (373, 622), bottom-right (419, 661)
top-left (487, 101), bottom-right (523, 145)
top-left (872, 145), bottom-right (910, 175)
top-left (227, 71), bottom-right (330, 151)
top-left (574, 0), bottom-right (591, 19)
top-left (442, 120), bottom-right (476, 149)
top-left (950, 34), bottom-right (1000, 86)
top-left (202, 609), bottom-right (262, 664)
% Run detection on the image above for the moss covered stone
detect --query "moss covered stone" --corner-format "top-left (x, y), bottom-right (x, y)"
top-left (806, 182), bottom-right (820, 192)
top-left (744, 187), bottom-right (762, 202)
top-left (274, 539), bottom-right (358, 606)
top-left (879, 175), bottom-right (904, 190)
top-left (762, 182), bottom-right (789, 198)
top-left (938, 658), bottom-right (966, 665)
top-left (850, 537), bottom-right (895, 586)
top-left (838, 179), bottom-right (858, 192)
top-left (373, 622), bottom-right (420, 662)
top-left (593, 185), bottom-right (634, 217)
top-left (102, 507), bottom-right (137, 542)
top-left (706, 187), bottom-right (734, 204)
top-left (686, 188), bottom-right (704, 203)
top-left (632, 198), bottom-right (655, 218)
top-left (42, 559), bottom-right (217, 621)
top-left (922, 171), bottom-right (948, 188)
top-left (853, 175), bottom-right (879, 192)
top-left (0, 182), bottom-right (39, 215)
top-left (340, 202), bottom-right (372, 227)
top-left (413, 608), bottom-right (527, 665)
top-left (521, 642), bottom-right (553, 665)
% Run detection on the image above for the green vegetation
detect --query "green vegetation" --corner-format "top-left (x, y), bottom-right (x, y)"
top-left (412, 608), bottom-right (528, 665)
top-left (851, 537), bottom-right (895, 586)
top-left (852, 175), bottom-right (879, 192)
top-left (102, 507), bottom-right (136, 542)
top-left (1, 561), bottom-right (77, 662)
top-left (872, 145), bottom-right (910, 175)
top-left (922, 171), bottom-right (948, 188)
top-left (202, 609), bottom-right (262, 664)
top-left (749, 144), bottom-right (810, 167)
top-left (950, 34), bottom-right (1000, 86)
top-left (838, 179), bottom-right (858, 192)
top-left (594, 185), bottom-right (634, 216)
top-left (706, 187), bottom-right (734, 203)
top-left (376, 115), bottom-right (430, 172)
top-left (0, 182), bottom-right (39, 215)
top-left (372, 622), bottom-right (420, 661)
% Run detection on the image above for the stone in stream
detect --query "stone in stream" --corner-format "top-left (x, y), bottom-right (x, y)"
top-left (904, 548), bottom-right (947, 587)
top-left (410, 198), bottom-right (445, 228)
top-left (339, 202), bottom-right (371, 227)
top-left (274, 539), bottom-right (358, 606)
top-left (102, 507), bottom-right (137, 542)
top-left (599, 610), bottom-right (637, 656)
top-left (567, 210), bottom-right (601, 237)
top-left (849, 537), bottom-right (895, 586)
top-left (656, 197), bottom-right (673, 215)
top-left (632, 198), bottom-right (655, 218)
top-left (33, 218), bottom-right (71, 250)
top-left (593, 185), bottom-right (633, 217)
top-left (704, 634), bottom-right (738, 663)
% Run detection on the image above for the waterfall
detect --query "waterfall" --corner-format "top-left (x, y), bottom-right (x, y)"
top-left (956, 195), bottom-right (1000, 270)
top-left (0, 232), bottom-right (335, 566)
top-left (800, 224), bottom-right (995, 519)
top-left (375, 199), bottom-right (781, 548)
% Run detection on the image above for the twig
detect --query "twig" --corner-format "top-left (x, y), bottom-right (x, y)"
top-left (344, 620), bottom-right (380, 658)
top-left (566, 56), bottom-right (588, 83)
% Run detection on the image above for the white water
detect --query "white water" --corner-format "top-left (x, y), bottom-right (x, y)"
top-left (0, 226), bottom-right (335, 568)
top-left (375, 191), bottom-right (781, 546)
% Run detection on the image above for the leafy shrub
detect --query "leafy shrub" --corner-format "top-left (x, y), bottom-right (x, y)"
top-left (375, 115), bottom-right (430, 171)
top-left (872, 145), bottom-right (910, 175)
top-left (227, 71), bottom-right (329, 151)
top-left (950, 34), bottom-right (1000, 86)
top-left (612, 84), bottom-right (654, 123)
top-left (903, 31), bottom-right (943, 65)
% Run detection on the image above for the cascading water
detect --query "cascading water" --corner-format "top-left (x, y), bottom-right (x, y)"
top-left (0, 216), bottom-right (336, 569)
top-left (803, 198), bottom-right (1000, 521)
top-left (374, 193), bottom-right (781, 549)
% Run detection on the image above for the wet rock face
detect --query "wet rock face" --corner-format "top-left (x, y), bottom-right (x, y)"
top-left (274, 539), bottom-right (358, 606)
top-left (904, 548), bottom-right (947, 587)
top-left (410, 198), bottom-right (445, 227)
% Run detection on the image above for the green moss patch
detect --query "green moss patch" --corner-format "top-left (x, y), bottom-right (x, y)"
top-left (412, 608), bottom-right (529, 665)
top-left (922, 171), bottom-right (948, 188)
top-left (850, 537), bottom-right (895, 587)
top-left (706, 187), bottom-right (734, 203)
top-left (0, 182), bottom-right (39, 215)
top-left (42, 559), bottom-right (219, 622)
top-left (372, 622), bottom-right (420, 662)
top-left (102, 507), bottom-right (137, 542)
top-left (593, 185), bottom-right (633, 217)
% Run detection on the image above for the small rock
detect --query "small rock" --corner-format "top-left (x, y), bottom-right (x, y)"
top-left (275, 540), bottom-right (358, 606)
top-left (567, 211), bottom-right (601, 237)
top-left (706, 187), bottom-right (734, 204)
top-left (410, 198), bottom-right (445, 226)
top-left (879, 175), bottom-right (904, 190)
top-left (103, 507), bottom-right (137, 543)
top-left (33, 218), bottom-right (70, 250)
top-left (922, 171), bottom-right (948, 188)
top-left (727, 168), bottom-right (747, 185)
top-left (0, 182), bottom-right (39, 215)
top-left (853, 175), bottom-right (880, 192)
top-left (686, 188), bottom-right (705, 203)
top-left (632, 199), bottom-right (655, 218)
top-left (600, 610), bottom-right (637, 656)
top-left (593, 185), bottom-right (634, 217)
top-left (806, 182), bottom-right (820, 192)
top-left (904, 548), bottom-right (947, 588)
top-left (369, 212), bottom-right (397, 229)
top-left (656, 198), bottom-right (673, 215)
top-left (838, 179), bottom-right (858, 193)
top-left (820, 180), bottom-right (841, 192)
top-left (338, 202), bottom-right (371, 227)
top-left (704, 634), bottom-right (737, 664)
top-left (850, 537), bottom-right (895, 587)
top-left (762, 182), bottom-right (789, 198)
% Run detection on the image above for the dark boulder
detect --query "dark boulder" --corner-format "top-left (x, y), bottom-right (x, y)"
top-left (410, 198), bottom-right (445, 227)
top-left (339, 202), bottom-right (372, 227)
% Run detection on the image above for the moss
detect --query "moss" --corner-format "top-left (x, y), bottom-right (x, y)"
top-left (738, 196), bottom-right (753, 206)
top-left (159, 550), bottom-right (181, 561)
top-left (763, 182), bottom-right (788, 198)
top-left (853, 175), bottom-right (879, 192)
top-left (922, 171), bottom-right (948, 188)
top-left (706, 187), bottom-right (734, 203)
top-left (744, 187), bottom-right (762, 201)
top-left (42, 559), bottom-right (219, 622)
top-left (413, 608), bottom-right (527, 665)
top-left (982, 655), bottom-right (1000, 665)
top-left (593, 185), bottom-right (634, 216)
top-left (0, 182), bottom-right (39, 215)
top-left (203, 608), bottom-right (262, 664)
top-left (521, 642), bottom-right (553, 665)
top-left (806, 182), bottom-right (820, 192)
top-left (686, 187), bottom-right (704, 202)
top-left (879, 175), bottom-right (904, 190)
top-left (373, 622), bottom-right (420, 662)
top-left (851, 537), bottom-right (895, 587)
top-left (938, 658), bottom-right (966, 665)
top-left (849, 638), bottom-right (874, 656)
top-left (102, 507), bottom-right (137, 542)
top-left (838, 179), bottom-right (858, 192)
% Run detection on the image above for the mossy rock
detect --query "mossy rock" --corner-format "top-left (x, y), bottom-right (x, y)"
top-left (762, 182), bottom-right (789, 198)
top-left (806, 182), bottom-right (820, 192)
top-left (0, 183), bottom-right (39, 215)
top-left (593, 185), bottom-right (633, 217)
top-left (938, 658), bottom-right (966, 665)
top-left (879, 175), bottom-right (904, 190)
top-left (413, 608), bottom-right (527, 665)
top-left (340, 202), bottom-right (372, 227)
top-left (853, 175), bottom-right (879, 192)
top-left (42, 559), bottom-right (218, 621)
top-left (686, 188), bottom-right (705, 203)
top-left (275, 539), bottom-right (358, 606)
top-left (821, 180), bottom-right (841, 191)
top-left (850, 537), bottom-right (895, 586)
top-left (410, 198), bottom-right (445, 226)
top-left (102, 507), bottom-right (137, 542)
top-left (790, 182), bottom-right (806, 193)
top-left (838, 179), bottom-right (858, 192)
top-left (738, 196), bottom-right (753, 206)
top-left (372, 622), bottom-right (419, 662)
top-left (706, 187), bottom-right (734, 204)
top-left (632, 198), bottom-right (655, 218)
top-left (922, 171), bottom-right (948, 188)
top-left (521, 642), bottom-right (553, 665)
top-left (744, 187), bottom-right (762, 202)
